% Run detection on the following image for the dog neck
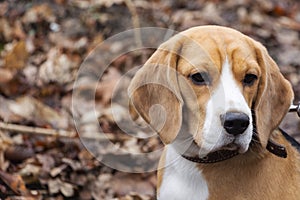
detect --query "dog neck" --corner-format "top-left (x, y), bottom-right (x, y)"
top-left (179, 131), bottom-right (287, 164)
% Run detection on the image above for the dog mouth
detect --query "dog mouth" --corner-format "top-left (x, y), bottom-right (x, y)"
top-left (198, 142), bottom-right (240, 157)
top-left (219, 141), bottom-right (250, 154)
top-left (220, 143), bottom-right (239, 151)
top-left (199, 143), bottom-right (240, 157)
top-left (197, 137), bottom-right (251, 158)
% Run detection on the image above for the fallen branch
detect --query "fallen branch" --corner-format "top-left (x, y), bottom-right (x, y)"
top-left (0, 122), bottom-right (129, 141)
top-left (125, 0), bottom-right (143, 48)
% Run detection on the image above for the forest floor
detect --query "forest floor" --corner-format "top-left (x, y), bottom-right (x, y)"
top-left (0, 0), bottom-right (299, 199)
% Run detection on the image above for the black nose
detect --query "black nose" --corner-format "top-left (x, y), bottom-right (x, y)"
top-left (220, 112), bottom-right (250, 136)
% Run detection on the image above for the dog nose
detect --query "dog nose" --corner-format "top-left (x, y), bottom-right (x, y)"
top-left (220, 112), bottom-right (250, 136)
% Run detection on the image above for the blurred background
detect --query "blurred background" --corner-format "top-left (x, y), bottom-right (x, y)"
top-left (0, 0), bottom-right (299, 199)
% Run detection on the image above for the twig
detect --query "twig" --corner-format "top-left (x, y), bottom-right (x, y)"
top-left (125, 0), bottom-right (143, 48)
top-left (0, 121), bottom-right (76, 137)
top-left (0, 122), bottom-right (129, 141)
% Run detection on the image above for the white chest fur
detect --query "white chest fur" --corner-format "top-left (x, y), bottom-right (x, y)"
top-left (158, 145), bottom-right (209, 200)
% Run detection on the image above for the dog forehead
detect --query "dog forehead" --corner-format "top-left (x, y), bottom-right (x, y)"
top-left (180, 25), bottom-right (249, 44)
top-left (176, 26), bottom-right (257, 74)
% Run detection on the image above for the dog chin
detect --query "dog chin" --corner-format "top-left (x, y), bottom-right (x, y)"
top-left (236, 141), bottom-right (251, 154)
top-left (198, 141), bottom-right (250, 158)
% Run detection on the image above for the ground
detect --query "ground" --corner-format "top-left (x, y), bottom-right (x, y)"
top-left (0, 0), bottom-right (299, 199)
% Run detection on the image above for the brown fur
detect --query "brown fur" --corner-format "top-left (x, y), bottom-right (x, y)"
top-left (129, 25), bottom-right (300, 199)
top-left (201, 131), bottom-right (300, 199)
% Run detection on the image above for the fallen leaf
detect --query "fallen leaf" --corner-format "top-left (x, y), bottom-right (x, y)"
top-left (49, 33), bottom-right (88, 51)
top-left (96, 67), bottom-right (121, 105)
top-left (0, 95), bottom-right (23, 122)
top-left (4, 145), bottom-right (35, 163)
top-left (18, 163), bottom-right (41, 185)
top-left (38, 48), bottom-right (79, 84)
top-left (50, 164), bottom-right (68, 177)
top-left (278, 47), bottom-right (300, 66)
top-left (60, 18), bottom-right (88, 38)
top-left (62, 158), bottom-right (82, 171)
top-left (36, 154), bottom-right (55, 173)
top-left (110, 173), bottom-right (155, 197)
top-left (22, 3), bottom-right (55, 24)
top-left (0, 152), bottom-right (9, 172)
top-left (0, 68), bottom-right (14, 83)
top-left (4, 41), bottom-right (28, 70)
top-left (48, 178), bottom-right (60, 194)
top-left (48, 178), bottom-right (75, 197)
top-left (60, 181), bottom-right (75, 197)
top-left (0, 170), bottom-right (29, 195)
top-left (0, 18), bottom-right (13, 41)
top-left (0, 2), bottom-right (8, 16)
top-left (119, 192), bottom-right (152, 200)
top-left (8, 95), bottom-right (69, 129)
top-left (91, 173), bottom-right (113, 200)
top-left (13, 20), bottom-right (26, 39)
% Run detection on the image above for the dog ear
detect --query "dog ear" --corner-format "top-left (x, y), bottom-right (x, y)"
top-left (254, 42), bottom-right (294, 148)
top-left (128, 40), bottom-right (183, 144)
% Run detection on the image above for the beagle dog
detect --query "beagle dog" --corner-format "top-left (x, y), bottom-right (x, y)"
top-left (128, 26), bottom-right (300, 200)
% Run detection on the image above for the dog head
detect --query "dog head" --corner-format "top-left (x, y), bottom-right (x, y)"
top-left (128, 26), bottom-right (293, 157)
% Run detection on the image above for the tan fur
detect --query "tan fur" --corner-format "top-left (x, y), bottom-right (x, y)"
top-left (201, 131), bottom-right (300, 199)
top-left (128, 42), bottom-right (184, 144)
top-left (128, 25), bottom-right (300, 199)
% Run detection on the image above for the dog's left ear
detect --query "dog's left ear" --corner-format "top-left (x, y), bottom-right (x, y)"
top-left (128, 38), bottom-right (184, 144)
top-left (254, 42), bottom-right (294, 148)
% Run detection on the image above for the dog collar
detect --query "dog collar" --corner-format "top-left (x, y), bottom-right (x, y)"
top-left (181, 133), bottom-right (287, 164)
top-left (182, 148), bottom-right (239, 164)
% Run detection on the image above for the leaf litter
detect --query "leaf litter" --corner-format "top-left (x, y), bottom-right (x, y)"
top-left (0, 0), bottom-right (299, 199)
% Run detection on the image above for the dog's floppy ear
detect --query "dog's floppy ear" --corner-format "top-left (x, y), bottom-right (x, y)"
top-left (128, 39), bottom-right (183, 144)
top-left (254, 42), bottom-right (294, 148)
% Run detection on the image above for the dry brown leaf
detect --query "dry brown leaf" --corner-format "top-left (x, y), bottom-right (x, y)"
top-left (50, 164), bottom-right (68, 177)
top-left (8, 95), bottom-right (69, 129)
top-left (279, 17), bottom-right (300, 31)
top-left (62, 158), bottom-right (82, 171)
top-left (0, 170), bottom-right (29, 195)
top-left (110, 173), bottom-right (155, 197)
top-left (18, 163), bottom-right (41, 185)
top-left (4, 145), bottom-right (35, 163)
top-left (0, 151), bottom-right (9, 172)
top-left (48, 178), bottom-right (75, 197)
top-left (49, 32), bottom-right (88, 51)
top-left (278, 47), bottom-right (300, 66)
top-left (22, 3), bottom-right (55, 23)
top-left (48, 178), bottom-right (60, 194)
top-left (96, 67), bottom-right (121, 105)
top-left (0, 96), bottom-right (23, 122)
top-left (60, 181), bottom-right (75, 197)
top-left (5, 196), bottom-right (39, 200)
top-left (36, 154), bottom-right (55, 174)
top-left (13, 20), bottom-right (26, 39)
top-left (0, 68), bottom-right (14, 83)
top-left (0, 18), bottom-right (13, 41)
top-left (4, 41), bottom-right (28, 70)
top-left (91, 173), bottom-right (113, 200)
top-left (38, 48), bottom-right (79, 84)
top-left (71, 0), bottom-right (125, 8)
top-left (119, 192), bottom-right (152, 200)
top-left (0, 2), bottom-right (8, 16)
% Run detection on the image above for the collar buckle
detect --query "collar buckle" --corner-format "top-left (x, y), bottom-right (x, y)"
top-left (289, 103), bottom-right (300, 117)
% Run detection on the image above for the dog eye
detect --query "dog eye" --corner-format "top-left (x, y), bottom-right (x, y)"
top-left (189, 72), bottom-right (210, 85)
top-left (243, 74), bottom-right (257, 86)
